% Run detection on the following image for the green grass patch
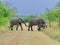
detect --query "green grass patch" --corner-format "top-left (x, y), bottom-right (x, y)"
top-left (0, 17), bottom-right (9, 26)
top-left (51, 35), bottom-right (60, 41)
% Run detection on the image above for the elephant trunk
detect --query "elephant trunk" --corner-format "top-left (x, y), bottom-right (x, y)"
top-left (24, 23), bottom-right (28, 26)
top-left (23, 21), bottom-right (28, 27)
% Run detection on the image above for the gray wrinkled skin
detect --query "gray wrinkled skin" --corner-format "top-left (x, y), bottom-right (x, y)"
top-left (10, 18), bottom-right (27, 31)
top-left (28, 18), bottom-right (47, 31)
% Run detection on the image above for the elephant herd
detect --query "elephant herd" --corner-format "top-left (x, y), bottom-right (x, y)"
top-left (10, 18), bottom-right (47, 31)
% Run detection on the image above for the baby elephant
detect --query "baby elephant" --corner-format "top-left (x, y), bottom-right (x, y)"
top-left (10, 18), bottom-right (27, 31)
top-left (28, 18), bottom-right (47, 31)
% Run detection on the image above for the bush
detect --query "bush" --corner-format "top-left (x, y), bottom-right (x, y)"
top-left (0, 17), bottom-right (9, 26)
top-left (24, 15), bottom-right (37, 22)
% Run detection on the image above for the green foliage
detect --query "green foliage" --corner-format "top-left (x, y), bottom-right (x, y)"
top-left (24, 15), bottom-right (37, 22)
top-left (51, 35), bottom-right (60, 41)
top-left (41, 1), bottom-right (60, 42)
top-left (39, 1), bottom-right (60, 27)
top-left (0, 17), bottom-right (9, 26)
top-left (0, 1), bottom-right (18, 26)
top-left (56, 1), bottom-right (60, 8)
top-left (0, 1), bottom-right (9, 17)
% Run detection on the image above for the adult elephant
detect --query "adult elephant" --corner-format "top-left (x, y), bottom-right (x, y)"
top-left (28, 18), bottom-right (47, 31)
top-left (10, 18), bottom-right (27, 31)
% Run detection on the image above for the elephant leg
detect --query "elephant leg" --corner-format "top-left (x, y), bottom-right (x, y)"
top-left (31, 26), bottom-right (33, 31)
top-left (16, 25), bottom-right (19, 30)
top-left (19, 23), bottom-right (23, 31)
top-left (38, 25), bottom-right (41, 31)
top-left (28, 26), bottom-right (30, 31)
top-left (38, 27), bottom-right (41, 31)
top-left (10, 25), bottom-right (13, 31)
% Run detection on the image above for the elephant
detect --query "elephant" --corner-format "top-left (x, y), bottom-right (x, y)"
top-left (10, 18), bottom-right (27, 31)
top-left (28, 18), bottom-right (47, 31)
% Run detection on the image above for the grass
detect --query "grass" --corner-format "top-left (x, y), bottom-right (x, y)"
top-left (0, 30), bottom-right (8, 35)
top-left (0, 17), bottom-right (9, 26)
top-left (42, 22), bottom-right (60, 42)
top-left (0, 17), bottom-right (9, 36)
top-left (0, 24), bottom-right (9, 36)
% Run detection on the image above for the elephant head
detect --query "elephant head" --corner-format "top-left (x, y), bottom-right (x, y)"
top-left (41, 21), bottom-right (47, 29)
top-left (18, 18), bottom-right (28, 26)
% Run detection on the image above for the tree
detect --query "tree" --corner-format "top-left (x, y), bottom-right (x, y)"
top-left (0, 1), bottom-right (18, 25)
top-left (56, 1), bottom-right (60, 8)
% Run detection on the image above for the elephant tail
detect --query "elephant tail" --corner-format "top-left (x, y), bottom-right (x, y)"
top-left (24, 23), bottom-right (29, 27)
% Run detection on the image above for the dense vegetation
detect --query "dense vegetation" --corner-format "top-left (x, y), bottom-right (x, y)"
top-left (24, 14), bottom-right (38, 22)
top-left (39, 1), bottom-right (60, 41)
top-left (0, 1), bottom-right (18, 26)
top-left (0, 1), bottom-right (19, 35)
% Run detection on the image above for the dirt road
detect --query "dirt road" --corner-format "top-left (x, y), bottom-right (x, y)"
top-left (0, 24), bottom-right (60, 45)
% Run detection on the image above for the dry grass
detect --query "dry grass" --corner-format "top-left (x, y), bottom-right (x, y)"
top-left (0, 24), bottom-right (9, 35)
top-left (42, 22), bottom-right (60, 41)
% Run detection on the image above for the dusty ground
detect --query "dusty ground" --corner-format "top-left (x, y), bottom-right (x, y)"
top-left (0, 24), bottom-right (60, 45)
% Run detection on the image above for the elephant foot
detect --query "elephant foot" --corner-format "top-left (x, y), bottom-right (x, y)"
top-left (38, 29), bottom-right (41, 31)
top-left (11, 30), bottom-right (13, 31)
top-left (21, 28), bottom-right (23, 31)
top-left (28, 29), bottom-right (30, 31)
top-left (11, 29), bottom-right (13, 31)
top-left (38, 28), bottom-right (41, 31)
top-left (21, 29), bottom-right (23, 31)
top-left (16, 28), bottom-right (18, 31)
top-left (31, 30), bottom-right (33, 31)
top-left (28, 28), bottom-right (30, 31)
